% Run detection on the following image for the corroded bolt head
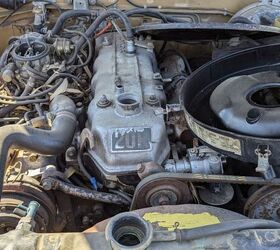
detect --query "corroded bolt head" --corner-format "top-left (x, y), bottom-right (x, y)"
top-left (42, 179), bottom-right (53, 191)
top-left (97, 95), bottom-right (111, 108)
top-left (146, 95), bottom-right (159, 106)
top-left (67, 146), bottom-right (77, 158)
top-left (158, 195), bottom-right (170, 205)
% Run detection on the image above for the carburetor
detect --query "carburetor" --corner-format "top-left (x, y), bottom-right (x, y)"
top-left (85, 34), bottom-right (170, 182)
top-left (1, 33), bottom-right (50, 84)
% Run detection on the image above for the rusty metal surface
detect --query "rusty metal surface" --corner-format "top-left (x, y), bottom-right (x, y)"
top-left (244, 186), bottom-right (280, 222)
top-left (130, 178), bottom-right (192, 210)
top-left (1, 204), bottom-right (280, 250)
top-left (135, 22), bottom-right (280, 41)
top-left (0, 178), bottom-right (57, 233)
top-left (0, 2), bottom-right (279, 249)
top-left (0, 229), bottom-right (111, 250)
top-left (130, 172), bottom-right (280, 210)
top-left (88, 204), bottom-right (246, 233)
top-left (133, 172), bottom-right (280, 186)
top-left (42, 177), bottom-right (130, 205)
top-left (2, 226), bottom-right (280, 250)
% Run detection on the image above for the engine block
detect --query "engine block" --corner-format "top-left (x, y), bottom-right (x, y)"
top-left (87, 34), bottom-right (170, 180)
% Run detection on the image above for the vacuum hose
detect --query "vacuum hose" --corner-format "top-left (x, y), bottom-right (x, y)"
top-left (68, 9), bottom-right (133, 64)
top-left (50, 10), bottom-right (93, 36)
top-left (0, 95), bottom-right (77, 198)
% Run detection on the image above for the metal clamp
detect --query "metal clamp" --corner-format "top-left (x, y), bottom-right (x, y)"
top-left (255, 146), bottom-right (276, 180)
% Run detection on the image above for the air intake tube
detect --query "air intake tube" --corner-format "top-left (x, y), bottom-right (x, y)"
top-left (0, 95), bottom-right (77, 198)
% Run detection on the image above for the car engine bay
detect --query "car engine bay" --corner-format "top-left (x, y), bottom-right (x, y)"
top-left (1, 0), bottom-right (280, 241)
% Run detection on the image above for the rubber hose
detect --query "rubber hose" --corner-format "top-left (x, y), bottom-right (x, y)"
top-left (125, 8), bottom-right (188, 23)
top-left (50, 10), bottom-right (93, 36)
top-left (0, 95), bottom-right (77, 198)
top-left (69, 9), bottom-right (133, 64)
top-left (176, 219), bottom-right (280, 242)
top-left (43, 177), bottom-right (130, 205)
top-left (125, 8), bottom-right (168, 23)
top-left (0, 82), bottom-right (34, 118)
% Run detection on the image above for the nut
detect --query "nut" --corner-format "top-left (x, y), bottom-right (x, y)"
top-left (97, 95), bottom-right (111, 108)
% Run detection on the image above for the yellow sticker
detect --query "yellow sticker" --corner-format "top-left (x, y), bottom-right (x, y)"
top-left (186, 114), bottom-right (242, 156)
top-left (143, 212), bottom-right (220, 231)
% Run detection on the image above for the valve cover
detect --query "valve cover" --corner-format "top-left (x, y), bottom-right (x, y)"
top-left (87, 33), bottom-right (170, 178)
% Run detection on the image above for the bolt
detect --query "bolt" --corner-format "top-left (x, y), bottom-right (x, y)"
top-left (208, 156), bottom-right (220, 164)
top-left (97, 95), bottom-right (111, 108)
top-left (94, 209), bottom-right (103, 219)
top-left (2, 69), bottom-right (14, 83)
top-left (211, 183), bottom-right (221, 193)
top-left (89, 0), bottom-right (96, 5)
top-left (146, 95), bottom-right (159, 106)
top-left (42, 179), bottom-right (53, 191)
top-left (67, 146), bottom-right (77, 158)
top-left (149, 95), bottom-right (156, 101)
top-left (102, 36), bottom-right (111, 46)
top-left (82, 216), bottom-right (90, 226)
top-left (29, 153), bottom-right (39, 162)
top-left (158, 195), bottom-right (170, 206)
top-left (76, 102), bottom-right (83, 108)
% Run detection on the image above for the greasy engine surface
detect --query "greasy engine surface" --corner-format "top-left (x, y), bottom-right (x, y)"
top-left (0, 0), bottom-right (280, 235)
top-left (87, 33), bottom-right (169, 179)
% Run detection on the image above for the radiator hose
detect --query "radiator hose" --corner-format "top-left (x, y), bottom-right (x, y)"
top-left (0, 95), bottom-right (77, 198)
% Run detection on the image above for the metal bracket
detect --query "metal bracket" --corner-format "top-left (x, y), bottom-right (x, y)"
top-left (166, 104), bottom-right (183, 121)
top-left (80, 128), bottom-right (95, 150)
top-left (166, 104), bottom-right (182, 113)
top-left (73, 0), bottom-right (89, 10)
top-left (153, 72), bottom-right (173, 83)
top-left (32, 1), bottom-right (48, 33)
top-left (255, 146), bottom-right (276, 180)
top-left (154, 104), bottom-right (182, 117)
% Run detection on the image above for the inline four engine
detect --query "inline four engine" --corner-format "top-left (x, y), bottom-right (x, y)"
top-left (1, 1), bottom-right (280, 235)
